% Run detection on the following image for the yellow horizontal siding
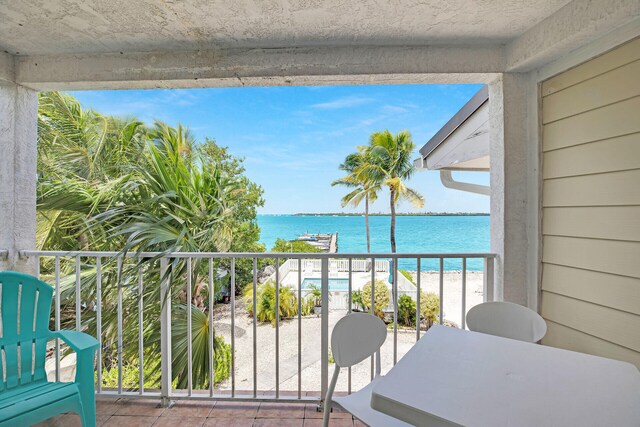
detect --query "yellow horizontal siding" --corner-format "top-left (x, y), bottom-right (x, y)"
top-left (543, 133), bottom-right (640, 178)
top-left (541, 293), bottom-right (640, 352)
top-left (542, 206), bottom-right (640, 241)
top-left (542, 96), bottom-right (640, 151)
top-left (541, 39), bottom-right (640, 367)
top-left (542, 235), bottom-right (640, 279)
top-left (541, 264), bottom-right (640, 315)
top-left (542, 320), bottom-right (640, 368)
top-left (542, 59), bottom-right (640, 124)
top-left (543, 169), bottom-right (640, 207)
top-left (542, 37), bottom-right (640, 96)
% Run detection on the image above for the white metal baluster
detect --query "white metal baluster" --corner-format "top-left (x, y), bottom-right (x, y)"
top-left (230, 258), bottom-right (236, 397)
top-left (483, 257), bottom-right (495, 302)
top-left (75, 255), bottom-right (81, 331)
top-left (54, 256), bottom-right (60, 382)
top-left (275, 257), bottom-right (280, 398)
top-left (370, 256), bottom-right (375, 381)
top-left (320, 258), bottom-right (329, 405)
top-left (393, 257), bottom-right (398, 365)
top-left (208, 259), bottom-right (214, 397)
top-left (160, 258), bottom-right (172, 406)
top-left (117, 257), bottom-right (123, 394)
top-left (96, 257), bottom-right (102, 392)
top-left (461, 258), bottom-right (467, 330)
top-left (252, 258), bottom-right (258, 398)
top-left (187, 257), bottom-right (193, 395)
top-left (439, 258), bottom-right (444, 326)
top-left (138, 261), bottom-right (144, 394)
top-left (348, 257), bottom-right (352, 394)
top-left (416, 258), bottom-right (421, 342)
top-left (297, 257), bottom-right (302, 400)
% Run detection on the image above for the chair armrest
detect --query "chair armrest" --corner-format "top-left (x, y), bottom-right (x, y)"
top-left (50, 330), bottom-right (99, 353)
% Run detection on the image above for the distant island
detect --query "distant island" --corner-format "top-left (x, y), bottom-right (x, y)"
top-left (294, 212), bottom-right (490, 217)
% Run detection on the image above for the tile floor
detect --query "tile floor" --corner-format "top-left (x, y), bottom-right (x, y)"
top-left (35, 396), bottom-right (368, 427)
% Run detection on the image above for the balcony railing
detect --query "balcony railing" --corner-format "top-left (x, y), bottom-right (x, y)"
top-left (19, 250), bottom-right (496, 407)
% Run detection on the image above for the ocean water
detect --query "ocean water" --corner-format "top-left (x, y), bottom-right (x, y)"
top-left (257, 215), bottom-right (490, 271)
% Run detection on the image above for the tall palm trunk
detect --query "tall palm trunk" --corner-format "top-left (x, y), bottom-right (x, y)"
top-left (365, 194), bottom-right (371, 252)
top-left (389, 186), bottom-right (396, 253)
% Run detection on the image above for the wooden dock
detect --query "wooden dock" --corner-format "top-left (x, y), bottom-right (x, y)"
top-left (297, 232), bottom-right (338, 253)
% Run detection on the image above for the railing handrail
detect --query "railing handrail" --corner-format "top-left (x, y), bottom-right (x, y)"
top-left (20, 249), bottom-right (497, 259)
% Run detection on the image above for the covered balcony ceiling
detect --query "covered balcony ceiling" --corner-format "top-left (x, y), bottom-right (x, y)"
top-left (0, 0), bottom-right (573, 56)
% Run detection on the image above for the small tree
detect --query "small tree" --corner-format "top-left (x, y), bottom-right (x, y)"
top-left (361, 280), bottom-right (390, 319)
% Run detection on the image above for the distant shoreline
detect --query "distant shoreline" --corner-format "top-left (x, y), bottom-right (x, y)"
top-left (290, 212), bottom-right (490, 217)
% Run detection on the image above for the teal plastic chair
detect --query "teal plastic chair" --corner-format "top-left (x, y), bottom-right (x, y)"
top-left (0, 271), bottom-right (99, 426)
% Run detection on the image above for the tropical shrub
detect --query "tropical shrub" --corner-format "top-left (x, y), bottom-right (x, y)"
top-left (244, 280), bottom-right (298, 325)
top-left (396, 292), bottom-right (440, 329)
top-left (397, 294), bottom-right (416, 326)
top-left (351, 290), bottom-right (366, 311)
top-left (361, 280), bottom-right (390, 319)
top-left (421, 292), bottom-right (440, 328)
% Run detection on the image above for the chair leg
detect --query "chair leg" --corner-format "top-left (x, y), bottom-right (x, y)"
top-left (75, 349), bottom-right (97, 427)
top-left (322, 366), bottom-right (341, 427)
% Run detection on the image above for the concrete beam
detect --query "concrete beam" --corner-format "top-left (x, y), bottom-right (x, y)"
top-left (15, 45), bottom-right (504, 91)
top-left (0, 83), bottom-right (38, 273)
top-left (0, 51), bottom-right (15, 84)
top-left (506, 0), bottom-right (640, 72)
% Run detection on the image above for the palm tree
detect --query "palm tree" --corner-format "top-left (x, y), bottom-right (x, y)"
top-left (36, 92), bottom-right (257, 389)
top-left (360, 130), bottom-right (425, 253)
top-left (332, 148), bottom-right (380, 252)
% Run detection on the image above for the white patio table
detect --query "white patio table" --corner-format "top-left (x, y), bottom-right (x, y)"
top-left (370, 325), bottom-right (640, 427)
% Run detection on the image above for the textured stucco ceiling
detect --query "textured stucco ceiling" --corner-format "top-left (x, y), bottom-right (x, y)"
top-left (0, 0), bottom-right (572, 56)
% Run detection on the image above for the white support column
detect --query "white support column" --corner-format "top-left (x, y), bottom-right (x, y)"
top-left (0, 82), bottom-right (38, 273)
top-left (488, 73), bottom-right (532, 306)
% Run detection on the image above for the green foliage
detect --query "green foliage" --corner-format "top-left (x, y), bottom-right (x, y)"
top-left (351, 290), bottom-right (366, 311)
top-left (399, 269), bottom-right (415, 285)
top-left (421, 292), bottom-right (440, 328)
top-left (397, 294), bottom-right (417, 326)
top-left (271, 238), bottom-right (322, 253)
top-left (361, 280), bottom-right (390, 319)
top-left (36, 92), bottom-right (264, 391)
top-left (244, 280), bottom-right (299, 325)
top-left (301, 295), bottom-right (315, 316)
top-left (396, 292), bottom-right (440, 328)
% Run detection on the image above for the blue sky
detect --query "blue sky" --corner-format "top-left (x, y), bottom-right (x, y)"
top-left (69, 84), bottom-right (490, 214)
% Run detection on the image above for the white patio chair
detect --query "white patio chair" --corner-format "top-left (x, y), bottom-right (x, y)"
top-left (322, 313), bottom-right (411, 427)
top-left (466, 301), bottom-right (547, 343)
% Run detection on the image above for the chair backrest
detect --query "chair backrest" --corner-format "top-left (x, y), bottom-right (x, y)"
top-left (331, 312), bottom-right (387, 368)
top-left (466, 301), bottom-right (547, 342)
top-left (0, 271), bottom-right (54, 391)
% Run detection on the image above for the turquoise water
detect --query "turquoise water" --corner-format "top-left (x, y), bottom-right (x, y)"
top-left (257, 215), bottom-right (490, 271)
top-left (301, 278), bottom-right (350, 291)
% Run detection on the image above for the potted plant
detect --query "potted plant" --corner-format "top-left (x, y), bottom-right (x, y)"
top-left (307, 284), bottom-right (331, 315)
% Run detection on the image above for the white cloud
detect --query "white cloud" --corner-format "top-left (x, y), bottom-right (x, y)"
top-left (310, 96), bottom-right (373, 110)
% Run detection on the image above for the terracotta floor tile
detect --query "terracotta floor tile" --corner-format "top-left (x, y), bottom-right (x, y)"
top-left (304, 404), bottom-right (324, 419)
top-left (304, 419), bottom-right (354, 427)
top-left (252, 419), bottom-right (303, 427)
top-left (115, 399), bottom-right (166, 417)
top-left (257, 403), bottom-right (305, 419)
top-left (153, 416), bottom-right (206, 426)
top-left (209, 402), bottom-right (260, 418)
top-left (102, 415), bottom-right (158, 427)
top-left (97, 414), bottom-right (111, 426)
top-left (204, 418), bottom-right (256, 427)
top-left (164, 401), bottom-right (214, 418)
top-left (353, 420), bottom-right (368, 427)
